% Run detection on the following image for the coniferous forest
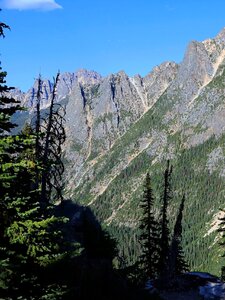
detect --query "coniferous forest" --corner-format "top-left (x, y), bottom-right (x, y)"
top-left (1, 15), bottom-right (225, 300)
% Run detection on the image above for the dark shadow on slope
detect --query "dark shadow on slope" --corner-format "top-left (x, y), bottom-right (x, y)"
top-left (52, 200), bottom-right (158, 300)
top-left (55, 199), bottom-right (117, 259)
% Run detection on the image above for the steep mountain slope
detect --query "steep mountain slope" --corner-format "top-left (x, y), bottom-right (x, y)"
top-left (13, 28), bottom-right (225, 275)
top-left (64, 28), bottom-right (225, 275)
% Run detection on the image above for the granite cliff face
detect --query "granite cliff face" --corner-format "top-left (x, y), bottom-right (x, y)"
top-left (13, 28), bottom-right (225, 274)
top-left (14, 61), bottom-right (178, 179)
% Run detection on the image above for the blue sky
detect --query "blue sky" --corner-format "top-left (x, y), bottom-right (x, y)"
top-left (1, 0), bottom-right (225, 91)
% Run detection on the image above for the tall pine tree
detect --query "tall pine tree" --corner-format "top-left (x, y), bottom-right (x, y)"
top-left (139, 173), bottom-right (159, 281)
top-left (138, 162), bottom-right (189, 286)
top-left (168, 194), bottom-right (189, 279)
top-left (158, 160), bottom-right (173, 279)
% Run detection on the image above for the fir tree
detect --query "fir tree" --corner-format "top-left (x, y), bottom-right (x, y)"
top-left (0, 28), bottom-right (40, 295)
top-left (0, 94), bottom-right (69, 298)
top-left (139, 173), bottom-right (159, 281)
top-left (158, 160), bottom-right (173, 279)
top-left (0, 17), bottom-right (22, 134)
top-left (168, 194), bottom-right (189, 279)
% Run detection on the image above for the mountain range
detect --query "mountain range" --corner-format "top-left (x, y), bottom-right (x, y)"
top-left (12, 28), bottom-right (225, 275)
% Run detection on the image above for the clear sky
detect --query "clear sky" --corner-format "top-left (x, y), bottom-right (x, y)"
top-left (1, 0), bottom-right (225, 91)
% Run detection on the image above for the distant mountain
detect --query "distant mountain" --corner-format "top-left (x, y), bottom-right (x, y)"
top-left (13, 28), bottom-right (225, 275)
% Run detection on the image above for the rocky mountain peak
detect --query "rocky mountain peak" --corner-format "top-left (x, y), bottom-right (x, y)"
top-left (144, 61), bottom-right (178, 84)
top-left (141, 61), bottom-right (178, 107)
top-left (117, 70), bottom-right (127, 77)
top-left (201, 29), bottom-right (225, 65)
top-left (153, 61), bottom-right (177, 73)
top-left (166, 39), bottom-right (216, 107)
top-left (75, 69), bottom-right (102, 85)
top-left (215, 27), bottom-right (225, 44)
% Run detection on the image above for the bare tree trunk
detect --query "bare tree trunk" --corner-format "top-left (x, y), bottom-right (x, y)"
top-left (35, 76), bottom-right (42, 191)
top-left (40, 72), bottom-right (60, 206)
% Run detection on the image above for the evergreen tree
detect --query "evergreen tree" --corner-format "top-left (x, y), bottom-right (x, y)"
top-left (0, 22), bottom-right (75, 298)
top-left (0, 22), bottom-right (27, 294)
top-left (138, 162), bottom-right (190, 286)
top-left (139, 173), bottom-right (159, 280)
top-left (168, 194), bottom-right (189, 279)
top-left (158, 160), bottom-right (173, 279)
top-left (0, 96), bottom-right (69, 298)
top-left (0, 69), bottom-right (23, 133)
top-left (0, 18), bottom-right (22, 133)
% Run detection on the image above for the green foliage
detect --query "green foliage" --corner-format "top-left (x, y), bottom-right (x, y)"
top-left (137, 164), bottom-right (189, 287)
top-left (0, 25), bottom-right (76, 297)
top-left (0, 127), bottom-right (70, 298)
top-left (169, 195), bottom-right (189, 278)
top-left (158, 160), bottom-right (172, 278)
top-left (139, 173), bottom-right (160, 280)
top-left (0, 68), bottom-right (23, 133)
